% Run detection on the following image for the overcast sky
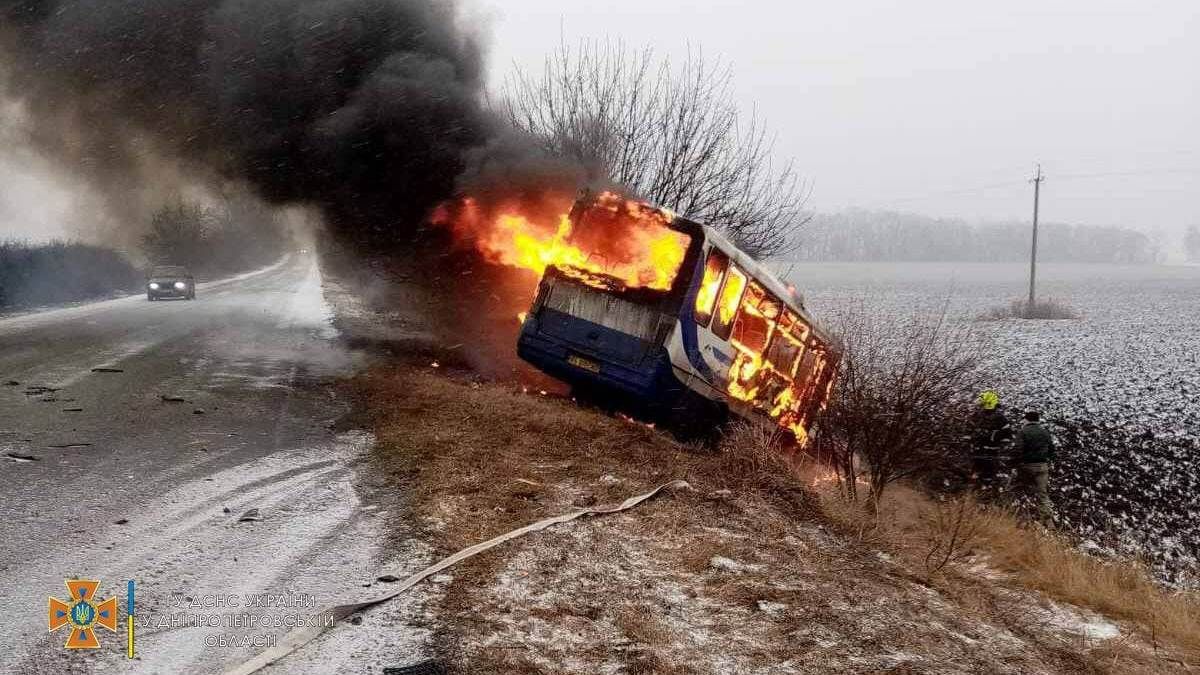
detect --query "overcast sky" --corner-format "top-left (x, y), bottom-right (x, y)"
top-left (2, 1), bottom-right (1195, 243)
top-left (483, 0), bottom-right (1199, 236)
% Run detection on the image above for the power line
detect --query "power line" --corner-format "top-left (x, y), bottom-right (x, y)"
top-left (884, 180), bottom-right (1029, 204)
top-left (1054, 167), bottom-right (1200, 180)
top-left (878, 166), bottom-right (1200, 206)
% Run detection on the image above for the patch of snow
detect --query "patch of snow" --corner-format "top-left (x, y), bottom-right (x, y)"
top-left (1040, 601), bottom-right (1122, 641)
top-left (708, 555), bottom-right (764, 574)
top-left (756, 600), bottom-right (788, 617)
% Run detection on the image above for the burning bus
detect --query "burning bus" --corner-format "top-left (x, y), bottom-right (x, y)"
top-left (512, 191), bottom-right (838, 444)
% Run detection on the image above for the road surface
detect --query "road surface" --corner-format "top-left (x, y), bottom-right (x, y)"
top-left (0, 256), bottom-right (433, 674)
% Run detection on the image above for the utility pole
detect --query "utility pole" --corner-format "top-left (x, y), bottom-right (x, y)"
top-left (1027, 164), bottom-right (1045, 310)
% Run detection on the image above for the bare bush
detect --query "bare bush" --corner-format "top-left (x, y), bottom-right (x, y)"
top-left (141, 197), bottom-right (288, 274)
top-left (978, 298), bottom-right (1081, 321)
top-left (923, 496), bottom-right (984, 577)
top-left (498, 40), bottom-right (810, 259)
top-left (813, 303), bottom-right (981, 506)
top-left (0, 240), bottom-right (140, 309)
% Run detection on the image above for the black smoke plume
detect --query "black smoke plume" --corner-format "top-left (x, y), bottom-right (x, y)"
top-left (0, 0), bottom-right (501, 243)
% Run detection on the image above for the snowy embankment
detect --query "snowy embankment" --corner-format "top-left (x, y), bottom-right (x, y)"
top-left (793, 262), bottom-right (1200, 586)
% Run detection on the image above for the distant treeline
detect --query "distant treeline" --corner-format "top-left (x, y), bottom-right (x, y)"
top-left (2, 197), bottom-right (289, 311)
top-left (0, 241), bottom-right (140, 309)
top-left (791, 210), bottom-right (1159, 263)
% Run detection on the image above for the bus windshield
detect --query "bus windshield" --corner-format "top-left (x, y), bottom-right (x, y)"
top-left (554, 193), bottom-right (692, 294)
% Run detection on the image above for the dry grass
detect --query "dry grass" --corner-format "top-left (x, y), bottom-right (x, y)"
top-left (347, 364), bottom-right (1197, 673)
top-left (817, 482), bottom-right (1200, 666)
top-left (977, 507), bottom-right (1200, 659)
top-left (348, 367), bottom-right (816, 548)
top-left (346, 366), bottom-right (825, 672)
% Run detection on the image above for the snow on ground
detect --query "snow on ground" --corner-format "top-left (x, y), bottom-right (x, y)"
top-left (454, 477), bottom-right (1134, 674)
top-left (787, 262), bottom-right (1200, 586)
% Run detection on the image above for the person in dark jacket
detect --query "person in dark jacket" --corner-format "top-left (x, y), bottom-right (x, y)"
top-left (971, 391), bottom-right (1012, 489)
top-left (1013, 410), bottom-right (1056, 522)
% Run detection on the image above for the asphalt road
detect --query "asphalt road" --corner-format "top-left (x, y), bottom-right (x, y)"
top-left (0, 256), bottom-right (434, 674)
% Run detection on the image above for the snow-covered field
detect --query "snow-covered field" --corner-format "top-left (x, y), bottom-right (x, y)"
top-left (784, 262), bottom-right (1200, 586)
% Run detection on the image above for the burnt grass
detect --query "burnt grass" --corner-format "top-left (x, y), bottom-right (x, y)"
top-left (1050, 415), bottom-right (1200, 585)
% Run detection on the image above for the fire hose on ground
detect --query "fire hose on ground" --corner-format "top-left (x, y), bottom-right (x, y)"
top-left (222, 479), bottom-right (691, 675)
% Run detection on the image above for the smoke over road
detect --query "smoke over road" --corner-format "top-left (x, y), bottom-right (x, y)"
top-left (0, 0), bottom-right (539, 243)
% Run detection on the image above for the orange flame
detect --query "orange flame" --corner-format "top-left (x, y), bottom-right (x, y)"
top-left (717, 278), bottom-right (836, 446)
top-left (435, 192), bottom-right (690, 293)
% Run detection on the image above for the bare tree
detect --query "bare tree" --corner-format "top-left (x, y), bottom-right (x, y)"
top-left (1186, 225), bottom-right (1200, 263)
top-left (498, 40), bottom-right (810, 259)
top-left (141, 201), bottom-right (215, 269)
top-left (141, 197), bottom-right (287, 273)
top-left (813, 303), bottom-right (981, 507)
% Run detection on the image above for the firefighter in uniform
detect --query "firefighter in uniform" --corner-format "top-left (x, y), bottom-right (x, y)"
top-left (971, 391), bottom-right (1012, 490)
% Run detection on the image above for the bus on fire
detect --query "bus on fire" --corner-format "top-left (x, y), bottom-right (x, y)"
top-left (516, 191), bottom-right (838, 443)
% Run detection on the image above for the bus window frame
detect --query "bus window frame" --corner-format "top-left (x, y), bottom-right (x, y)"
top-left (693, 248), bottom-right (729, 328)
top-left (731, 283), bottom-right (779, 359)
top-left (764, 310), bottom-right (806, 381)
top-left (710, 263), bottom-right (747, 341)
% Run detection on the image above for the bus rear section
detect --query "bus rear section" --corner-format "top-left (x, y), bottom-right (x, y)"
top-left (516, 193), bottom-right (702, 413)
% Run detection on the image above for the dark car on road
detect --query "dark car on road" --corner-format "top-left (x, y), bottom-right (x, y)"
top-left (146, 265), bottom-right (196, 301)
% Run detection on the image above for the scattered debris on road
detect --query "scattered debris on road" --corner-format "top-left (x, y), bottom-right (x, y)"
top-left (115, 519), bottom-right (129, 525)
top-left (237, 508), bottom-right (262, 522)
top-left (23, 386), bottom-right (58, 396)
top-left (160, 395), bottom-right (187, 403)
top-left (91, 367), bottom-right (125, 373)
top-left (4, 380), bottom-right (19, 386)
top-left (62, 408), bottom-right (83, 412)
top-left (5, 452), bottom-right (39, 462)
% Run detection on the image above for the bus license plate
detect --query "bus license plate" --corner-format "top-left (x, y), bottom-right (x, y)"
top-left (567, 355), bottom-right (600, 373)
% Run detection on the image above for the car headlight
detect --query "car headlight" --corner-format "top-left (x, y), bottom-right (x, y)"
top-left (148, 282), bottom-right (160, 290)
top-left (174, 281), bottom-right (187, 290)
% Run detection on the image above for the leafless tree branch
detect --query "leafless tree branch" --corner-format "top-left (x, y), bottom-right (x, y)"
top-left (498, 40), bottom-right (810, 259)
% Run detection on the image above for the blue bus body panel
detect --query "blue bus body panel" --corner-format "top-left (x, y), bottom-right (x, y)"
top-left (518, 308), bottom-right (682, 404)
top-left (536, 306), bottom-right (650, 366)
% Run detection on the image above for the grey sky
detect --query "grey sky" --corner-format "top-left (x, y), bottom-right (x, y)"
top-left (2, 0), bottom-right (1195, 243)
top-left (484, 0), bottom-right (1199, 235)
